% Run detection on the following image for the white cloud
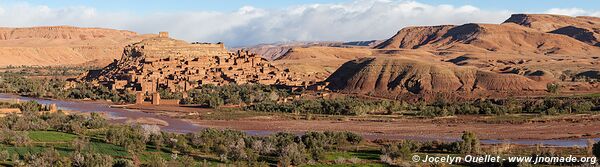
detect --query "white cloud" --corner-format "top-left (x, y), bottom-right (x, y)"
top-left (0, 0), bottom-right (526, 47)
top-left (545, 8), bottom-right (600, 17)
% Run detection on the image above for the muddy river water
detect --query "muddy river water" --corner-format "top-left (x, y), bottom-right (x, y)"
top-left (1, 94), bottom-right (597, 147)
top-left (0, 94), bottom-right (201, 133)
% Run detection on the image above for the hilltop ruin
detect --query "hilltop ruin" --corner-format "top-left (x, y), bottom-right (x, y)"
top-left (82, 32), bottom-right (305, 96)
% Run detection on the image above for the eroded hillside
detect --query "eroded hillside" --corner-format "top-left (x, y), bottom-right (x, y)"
top-left (0, 26), bottom-right (153, 67)
top-left (324, 14), bottom-right (600, 99)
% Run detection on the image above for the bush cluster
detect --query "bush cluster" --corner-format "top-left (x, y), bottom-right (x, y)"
top-left (0, 75), bottom-right (135, 103)
top-left (181, 84), bottom-right (290, 108)
top-left (184, 129), bottom-right (362, 165)
top-left (379, 131), bottom-right (480, 165)
top-left (418, 98), bottom-right (599, 117)
top-left (245, 97), bottom-right (406, 115)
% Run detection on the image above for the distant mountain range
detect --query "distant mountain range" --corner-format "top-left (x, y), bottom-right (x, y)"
top-left (234, 40), bottom-right (383, 60)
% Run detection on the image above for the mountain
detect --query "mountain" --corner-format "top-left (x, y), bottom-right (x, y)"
top-left (374, 25), bottom-right (454, 49)
top-left (271, 46), bottom-right (373, 80)
top-left (503, 14), bottom-right (600, 46)
top-left (239, 40), bottom-right (382, 60)
top-left (374, 23), bottom-right (600, 56)
top-left (0, 26), bottom-right (153, 67)
top-left (328, 14), bottom-right (600, 99)
top-left (326, 56), bottom-right (548, 100)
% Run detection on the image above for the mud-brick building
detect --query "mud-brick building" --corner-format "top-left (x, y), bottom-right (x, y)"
top-left (83, 32), bottom-right (302, 95)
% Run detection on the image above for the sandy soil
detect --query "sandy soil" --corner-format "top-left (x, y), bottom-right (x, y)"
top-left (186, 115), bottom-right (600, 141)
top-left (127, 104), bottom-right (600, 141)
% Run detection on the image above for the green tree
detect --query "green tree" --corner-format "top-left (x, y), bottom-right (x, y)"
top-left (24, 148), bottom-right (69, 167)
top-left (105, 125), bottom-right (148, 154)
top-left (278, 142), bottom-right (308, 167)
top-left (71, 151), bottom-right (113, 167)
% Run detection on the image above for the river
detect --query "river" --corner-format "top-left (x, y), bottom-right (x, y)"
top-left (0, 94), bottom-right (201, 133)
top-left (0, 94), bottom-right (598, 147)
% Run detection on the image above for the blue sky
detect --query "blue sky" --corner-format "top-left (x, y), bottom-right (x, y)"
top-left (16, 0), bottom-right (600, 13)
top-left (7, 0), bottom-right (350, 13)
top-left (1, 0), bottom-right (599, 46)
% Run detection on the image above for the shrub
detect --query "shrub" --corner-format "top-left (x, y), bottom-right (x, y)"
top-left (460, 131), bottom-right (481, 154)
top-left (246, 97), bottom-right (403, 116)
top-left (278, 142), bottom-right (308, 166)
top-left (381, 140), bottom-right (421, 161)
top-left (0, 150), bottom-right (9, 162)
top-left (0, 130), bottom-right (31, 147)
top-left (547, 83), bottom-right (560, 94)
top-left (380, 154), bottom-right (394, 165)
top-left (113, 159), bottom-right (135, 167)
top-left (144, 153), bottom-right (167, 167)
top-left (177, 155), bottom-right (197, 167)
top-left (105, 125), bottom-right (148, 153)
top-left (71, 151), bottom-right (114, 167)
top-left (183, 84), bottom-right (291, 108)
top-left (23, 148), bottom-right (69, 166)
top-left (572, 101), bottom-right (595, 113)
top-left (187, 128), bottom-right (246, 153)
top-left (71, 137), bottom-right (90, 152)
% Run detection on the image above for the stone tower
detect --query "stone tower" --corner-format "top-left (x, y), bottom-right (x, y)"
top-left (152, 92), bottom-right (161, 105)
top-left (159, 32), bottom-right (169, 38)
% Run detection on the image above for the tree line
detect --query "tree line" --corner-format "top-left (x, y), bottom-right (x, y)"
top-left (2, 74), bottom-right (599, 117)
top-left (0, 74), bottom-right (136, 103)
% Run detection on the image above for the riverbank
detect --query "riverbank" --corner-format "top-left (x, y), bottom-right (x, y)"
top-left (0, 93), bottom-right (201, 133)
top-left (123, 103), bottom-right (600, 146)
top-left (185, 114), bottom-right (600, 141)
top-left (3, 93), bottom-right (600, 147)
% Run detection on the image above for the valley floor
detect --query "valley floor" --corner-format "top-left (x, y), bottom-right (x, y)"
top-left (127, 104), bottom-right (600, 142)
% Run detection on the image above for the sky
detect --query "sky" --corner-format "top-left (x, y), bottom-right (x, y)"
top-left (1, 0), bottom-right (599, 47)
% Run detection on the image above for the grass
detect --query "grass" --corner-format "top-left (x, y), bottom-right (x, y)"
top-left (3, 145), bottom-right (45, 155)
top-left (28, 131), bottom-right (77, 142)
top-left (323, 151), bottom-right (381, 161)
top-left (1, 130), bottom-right (225, 165)
top-left (1, 131), bottom-right (127, 157)
top-left (89, 142), bottom-right (129, 157)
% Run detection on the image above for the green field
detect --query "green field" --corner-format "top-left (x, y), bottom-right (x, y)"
top-left (1, 130), bottom-right (385, 166)
top-left (28, 131), bottom-right (77, 142)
